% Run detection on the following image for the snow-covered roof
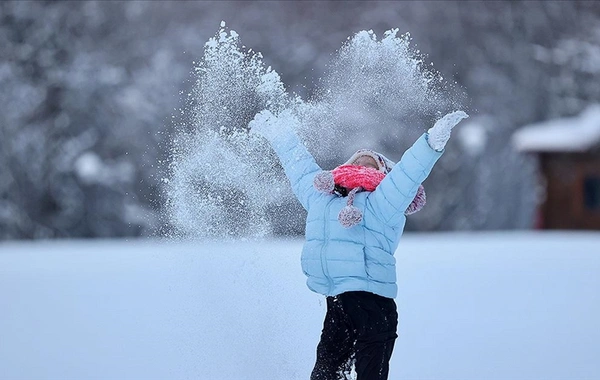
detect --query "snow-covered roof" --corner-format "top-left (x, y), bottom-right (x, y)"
top-left (513, 104), bottom-right (600, 152)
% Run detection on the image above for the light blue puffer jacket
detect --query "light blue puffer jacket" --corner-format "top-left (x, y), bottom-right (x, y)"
top-left (265, 128), bottom-right (443, 299)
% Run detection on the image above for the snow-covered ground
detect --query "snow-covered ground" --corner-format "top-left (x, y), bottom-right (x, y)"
top-left (1, 232), bottom-right (599, 380)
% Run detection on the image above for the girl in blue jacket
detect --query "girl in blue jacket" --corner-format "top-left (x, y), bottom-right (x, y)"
top-left (249, 109), bottom-right (468, 380)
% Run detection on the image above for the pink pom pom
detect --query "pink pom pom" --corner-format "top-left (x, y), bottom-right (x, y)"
top-left (313, 171), bottom-right (335, 193)
top-left (338, 205), bottom-right (362, 228)
top-left (405, 185), bottom-right (426, 215)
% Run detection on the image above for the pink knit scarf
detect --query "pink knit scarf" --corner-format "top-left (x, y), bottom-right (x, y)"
top-left (331, 165), bottom-right (386, 192)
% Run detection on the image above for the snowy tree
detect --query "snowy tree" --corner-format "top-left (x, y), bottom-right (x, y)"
top-left (1, 0), bottom-right (599, 239)
top-left (0, 1), bottom-right (186, 238)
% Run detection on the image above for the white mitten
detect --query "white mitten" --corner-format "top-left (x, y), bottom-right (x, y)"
top-left (248, 109), bottom-right (277, 139)
top-left (248, 109), bottom-right (298, 142)
top-left (427, 110), bottom-right (469, 151)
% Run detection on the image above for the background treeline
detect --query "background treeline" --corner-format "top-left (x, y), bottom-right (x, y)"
top-left (1, 1), bottom-right (598, 239)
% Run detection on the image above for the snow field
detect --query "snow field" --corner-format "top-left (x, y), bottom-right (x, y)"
top-left (1, 232), bottom-right (599, 380)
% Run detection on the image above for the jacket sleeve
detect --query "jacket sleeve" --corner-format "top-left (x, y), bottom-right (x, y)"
top-left (366, 133), bottom-right (443, 227)
top-left (261, 128), bottom-right (323, 211)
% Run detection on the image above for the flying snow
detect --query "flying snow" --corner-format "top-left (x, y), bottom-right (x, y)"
top-left (164, 22), bottom-right (465, 239)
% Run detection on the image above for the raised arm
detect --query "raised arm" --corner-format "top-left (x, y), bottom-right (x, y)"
top-left (366, 111), bottom-right (468, 226)
top-left (249, 110), bottom-right (323, 210)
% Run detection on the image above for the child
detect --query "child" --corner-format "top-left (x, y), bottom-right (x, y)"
top-left (249, 109), bottom-right (468, 380)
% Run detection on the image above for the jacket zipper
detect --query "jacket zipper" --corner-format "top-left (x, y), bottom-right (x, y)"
top-left (321, 199), bottom-right (333, 295)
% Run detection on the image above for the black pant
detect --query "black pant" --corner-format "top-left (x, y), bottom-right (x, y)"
top-left (310, 291), bottom-right (398, 380)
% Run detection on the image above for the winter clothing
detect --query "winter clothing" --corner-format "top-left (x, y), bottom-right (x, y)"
top-left (249, 108), bottom-right (466, 380)
top-left (427, 110), bottom-right (469, 151)
top-left (337, 186), bottom-right (365, 228)
top-left (332, 165), bottom-right (386, 192)
top-left (404, 184), bottom-right (427, 215)
top-left (249, 109), bottom-right (444, 299)
top-left (313, 165), bottom-right (427, 227)
top-left (313, 165), bottom-right (388, 228)
top-left (310, 291), bottom-right (398, 380)
top-left (343, 149), bottom-right (395, 174)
